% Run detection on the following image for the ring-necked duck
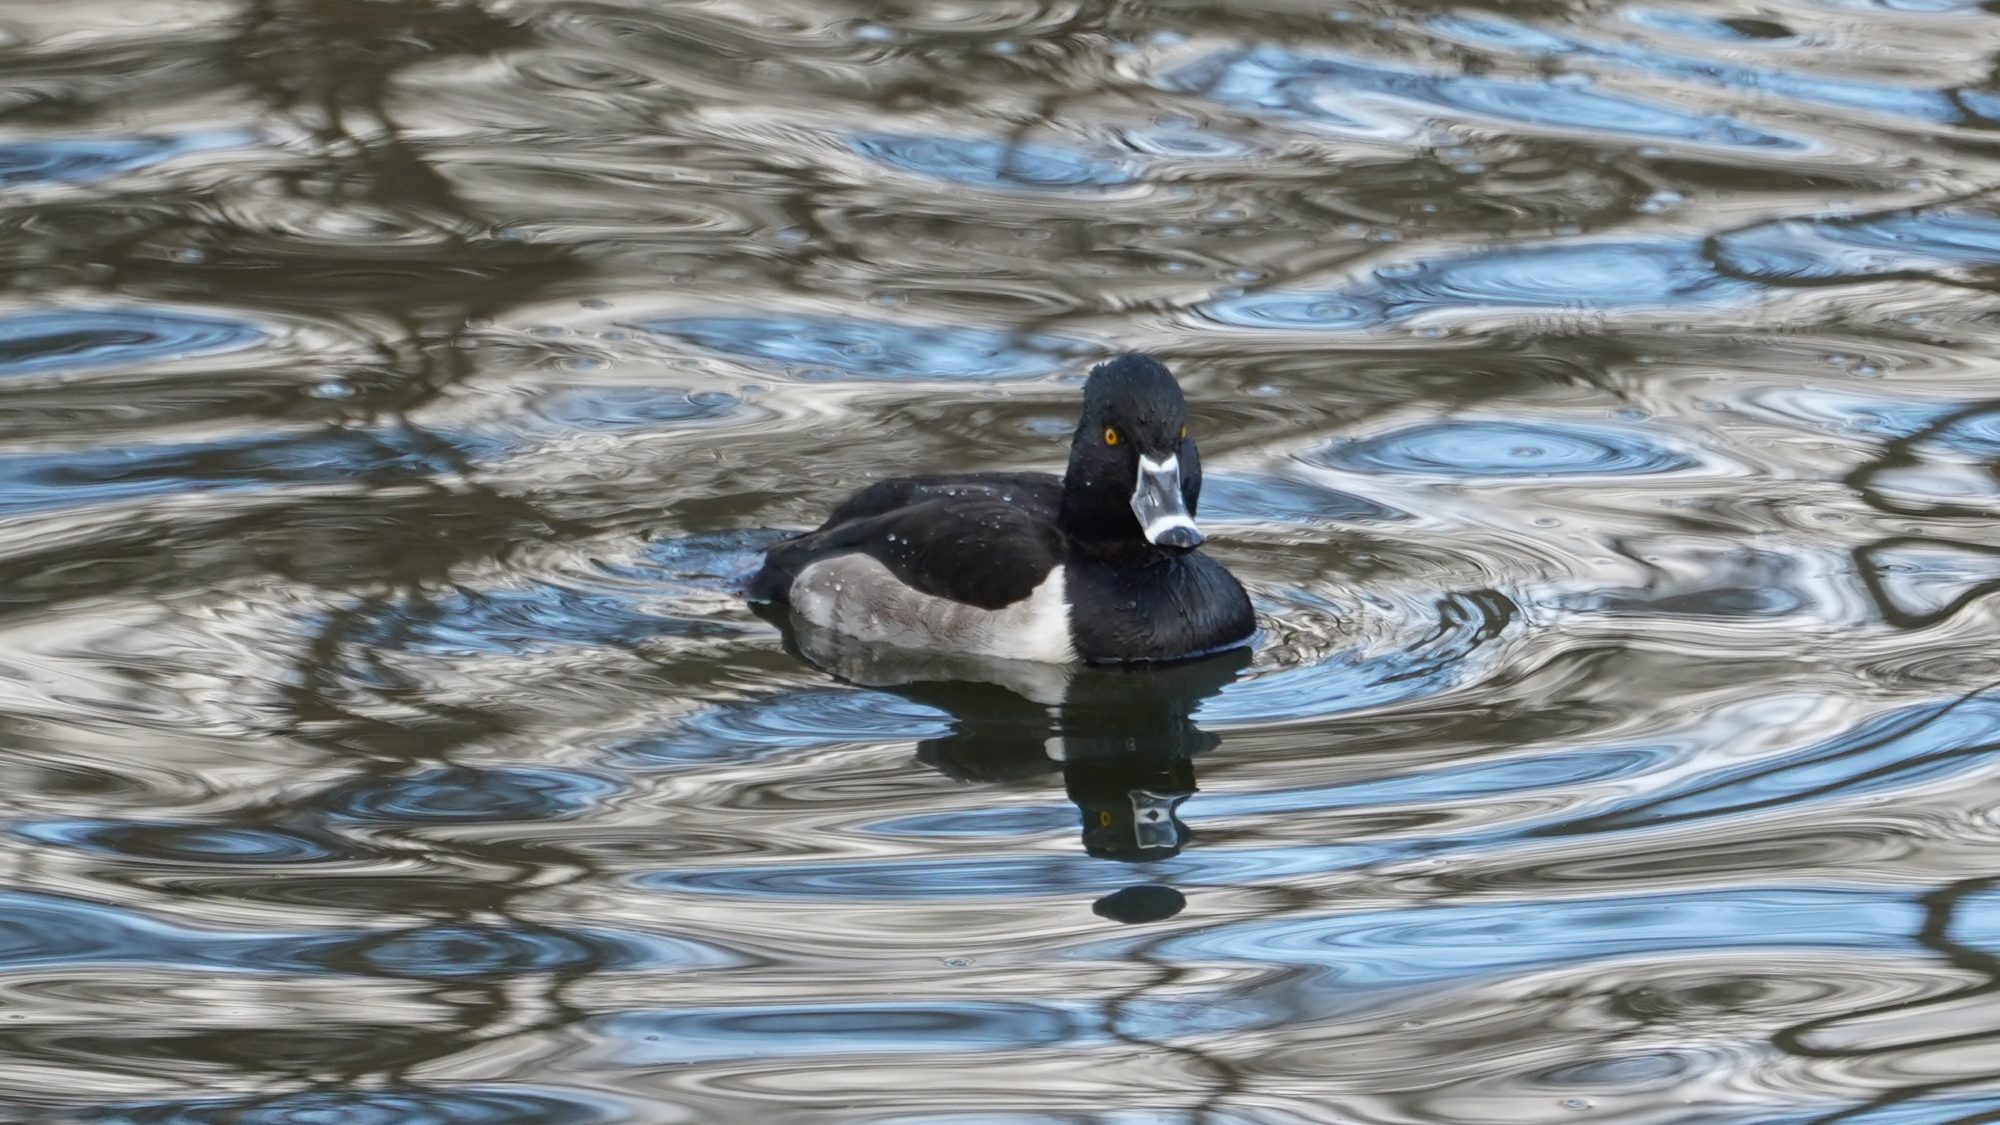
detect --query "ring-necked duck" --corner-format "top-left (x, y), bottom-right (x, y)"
top-left (748, 353), bottom-right (1255, 663)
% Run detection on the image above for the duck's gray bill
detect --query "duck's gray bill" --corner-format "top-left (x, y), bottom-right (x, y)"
top-left (1132, 454), bottom-right (1204, 550)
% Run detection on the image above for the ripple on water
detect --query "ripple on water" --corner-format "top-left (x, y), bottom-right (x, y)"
top-left (12, 820), bottom-right (362, 865)
top-left (1857, 538), bottom-right (2000, 627)
top-left (633, 314), bottom-right (1083, 380)
top-left (1557, 547), bottom-right (1821, 621)
top-left (1741, 1094), bottom-right (2000, 1125)
top-left (18, 0), bottom-right (2000, 1116)
top-left (1102, 887), bottom-right (1966, 989)
top-left (1212, 586), bottom-right (1519, 728)
top-left (265, 921), bottom-right (677, 980)
top-left (597, 1000), bottom-right (1095, 1065)
top-left (605, 688), bottom-right (952, 770)
top-left (1622, 9), bottom-right (1800, 41)
top-left (1201, 473), bottom-right (1408, 524)
top-left (0, 890), bottom-right (734, 978)
top-left (86, 1086), bottom-right (627, 1125)
top-left (0, 386), bottom-right (749, 516)
top-left (640, 845), bottom-right (1381, 901)
top-left (1548, 689), bottom-right (2000, 834)
top-left (1196, 744), bottom-right (1678, 821)
top-left (1200, 240), bottom-right (1751, 331)
top-left (0, 308), bottom-right (265, 378)
top-left (321, 766), bottom-right (621, 823)
top-left (1715, 207), bottom-right (2000, 285)
top-left (328, 532), bottom-right (781, 662)
top-left (1432, 12), bottom-right (1957, 124)
top-left (0, 429), bottom-right (471, 517)
top-left (1309, 420), bottom-right (1694, 478)
top-left (1165, 46), bottom-right (1799, 148)
top-left (849, 134), bottom-right (1133, 190)
top-left (522, 384), bottom-right (743, 432)
top-left (1912, 405), bottom-right (2000, 457)
top-left (334, 579), bottom-right (729, 659)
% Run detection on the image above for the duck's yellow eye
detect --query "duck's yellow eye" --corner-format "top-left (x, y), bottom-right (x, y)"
top-left (1104, 426), bottom-right (1119, 446)
top-left (1180, 424), bottom-right (1188, 440)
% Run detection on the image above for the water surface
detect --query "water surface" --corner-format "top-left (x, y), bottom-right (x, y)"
top-left (7, 0), bottom-right (2000, 1120)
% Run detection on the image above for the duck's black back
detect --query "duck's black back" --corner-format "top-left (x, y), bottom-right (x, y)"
top-left (747, 472), bottom-right (1066, 607)
top-left (819, 472), bottom-right (1062, 527)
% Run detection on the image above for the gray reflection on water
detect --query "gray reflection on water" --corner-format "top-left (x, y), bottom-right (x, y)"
top-left (5, 0), bottom-right (2000, 1120)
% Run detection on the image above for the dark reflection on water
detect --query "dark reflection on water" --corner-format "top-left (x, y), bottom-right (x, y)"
top-left (8, 0), bottom-right (2000, 1118)
top-left (786, 619), bottom-right (1251, 913)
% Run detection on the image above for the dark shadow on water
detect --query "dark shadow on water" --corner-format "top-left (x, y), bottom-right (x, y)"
top-left (764, 604), bottom-right (1252, 923)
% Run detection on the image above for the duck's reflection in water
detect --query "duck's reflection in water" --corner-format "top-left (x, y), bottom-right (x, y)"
top-left (781, 614), bottom-right (1252, 923)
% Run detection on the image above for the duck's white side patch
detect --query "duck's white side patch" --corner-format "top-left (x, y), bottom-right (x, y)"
top-left (790, 554), bottom-right (1076, 664)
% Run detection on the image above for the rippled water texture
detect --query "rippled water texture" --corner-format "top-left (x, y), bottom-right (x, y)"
top-left (11, 0), bottom-right (2000, 1120)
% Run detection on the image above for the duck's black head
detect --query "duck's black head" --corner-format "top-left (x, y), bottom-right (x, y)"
top-left (1061, 353), bottom-right (1204, 553)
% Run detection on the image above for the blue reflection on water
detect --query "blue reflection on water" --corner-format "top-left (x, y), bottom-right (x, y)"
top-left (601, 1000), bottom-right (1096, 1064)
top-left (1716, 208), bottom-right (2000, 284)
top-left (324, 766), bottom-right (620, 824)
top-left (679, 675), bottom-right (2000, 902)
top-left (1200, 474), bottom-right (1407, 523)
top-left (1202, 240), bottom-right (1750, 330)
top-left (88, 1086), bottom-right (625, 1125)
top-left (13, 820), bottom-right (357, 864)
top-left (0, 131), bottom-right (251, 188)
top-left (1744, 390), bottom-right (1967, 444)
top-left (526, 384), bottom-right (738, 431)
top-left (1564, 549), bottom-right (1813, 619)
top-left (0, 386), bottom-right (740, 517)
top-left (851, 134), bottom-right (1131, 189)
top-left (604, 688), bottom-right (952, 771)
top-left (1623, 9), bottom-right (1797, 42)
top-left (1205, 589), bottom-right (1514, 728)
top-left (642, 844), bottom-right (1390, 899)
top-left (1744, 1097), bottom-right (2000, 1125)
top-left (1104, 888), bottom-right (1952, 987)
top-left (1554, 691), bottom-right (2000, 833)
top-left (325, 530), bottom-right (775, 663)
top-left (862, 805), bottom-right (1073, 840)
top-left (0, 309), bottom-right (264, 377)
top-left (1168, 46), bottom-right (1797, 147)
top-left (1921, 406), bottom-right (2000, 456)
top-left (272, 922), bottom-right (662, 980)
top-left (1201, 745), bottom-right (1676, 819)
top-left (1312, 420), bottom-right (1693, 477)
top-left (637, 314), bottom-right (1081, 380)
top-left (1119, 125), bottom-right (1260, 158)
top-left (0, 429), bottom-right (466, 516)
top-left (597, 527), bottom-right (784, 587)
top-left (1435, 14), bottom-right (1956, 123)
top-left (337, 580), bottom-right (729, 659)
top-left (865, 743), bottom-right (1674, 839)
top-left (0, 890), bottom-right (730, 977)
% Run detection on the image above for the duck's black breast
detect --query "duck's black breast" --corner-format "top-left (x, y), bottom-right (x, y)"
top-left (1064, 552), bottom-right (1255, 663)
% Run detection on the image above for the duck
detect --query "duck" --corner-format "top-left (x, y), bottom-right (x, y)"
top-left (748, 353), bottom-right (1255, 663)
